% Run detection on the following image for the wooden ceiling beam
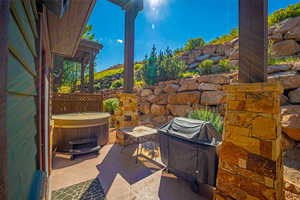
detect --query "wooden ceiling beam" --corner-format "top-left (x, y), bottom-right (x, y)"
top-left (238, 0), bottom-right (268, 83)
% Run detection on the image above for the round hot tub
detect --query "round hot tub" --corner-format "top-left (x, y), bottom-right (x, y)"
top-left (51, 112), bottom-right (111, 152)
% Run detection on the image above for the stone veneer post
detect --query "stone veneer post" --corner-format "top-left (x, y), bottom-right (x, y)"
top-left (215, 82), bottom-right (284, 200)
top-left (115, 92), bottom-right (139, 129)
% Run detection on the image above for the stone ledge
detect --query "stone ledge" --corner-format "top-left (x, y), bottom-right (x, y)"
top-left (224, 82), bottom-right (283, 93)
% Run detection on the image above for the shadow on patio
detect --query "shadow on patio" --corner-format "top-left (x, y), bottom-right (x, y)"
top-left (51, 143), bottom-right (208, 200)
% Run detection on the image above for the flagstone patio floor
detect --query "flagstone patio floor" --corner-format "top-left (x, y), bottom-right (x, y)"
top-left (50, 144), bottom-right (210, 200)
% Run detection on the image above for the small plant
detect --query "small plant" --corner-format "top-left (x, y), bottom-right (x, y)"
top-left (197, 59), bottom-right (214, 75)
top-left (183, 38), bottom-right (205, 51)
top-left (180, 71), bottom-right (197, 78)
top-left (103, 98), bottom-right (120, 114)
top-left (219, 59), bottom-right (239, 71)
top-left (110, 78), bottom-right (124, 89)
top-left (188, 109), bottom-right (223, 135)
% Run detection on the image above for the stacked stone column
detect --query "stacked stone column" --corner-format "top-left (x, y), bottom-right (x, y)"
top-left (115, 92), bottom-right (139, 145)
top-left (215, 82), bottom-right (284, 200)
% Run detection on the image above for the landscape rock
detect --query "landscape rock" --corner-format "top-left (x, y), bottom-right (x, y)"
top-left (140, 103), bottom-right (151, 114)
top-left (210, 56), bottom-right (224, 63)
top-left (195, 54), bottom-right (210, 62)
top-left (188, 62), bottom-right (200, 69)
top-left (203, 45), bottom-right (216, 55)
top-left (268, 71), bottom-right (300, 89)
top-left (141, 89), bottom-right (153, 97)
top-left (269, 32), bottom-right (283, 42)
top-left (267, 64), bottom-right (291, 74)
top-left (288, 88), bottom-right (300, 103)
top-left (229, 60), bottom-right (239, 67)
top-left (197, 74), bottom-right (230, 84)
top-left (281, 105), bottom-right (300, 141)
top-left (154, 87), bottom-right (163, 95)
top-left (282, 134), bottom-right (296, 151)
top-left (151, 104), bottom-right (167, 116)
top-left (281, 95), bottom-right (290, 106)
top-left (152, 115), bottom-right (168, 124)
top-left (228, 48), bottom-right (239, 60)
top-left (147, 95), bottom-right (168, 105)
top-left (163, 84), bottom-right (179, 94)
top-left (201, 91), bottom-right (226, 105)
top-left (291, 61), bottom-right (300, 71)
top-left (272, 40), bottom-right (300, 57)
top-left (285, 26), bottom-right (300, 40)
top-left (178, 78), bottom-right (198, 91)
top-left (168, 91), bottom-right (201, 105)
top-left (275, 16), bottom-right (300, 34)
top-left (166, 104), bottom-right (192, 117)
top-left (198, 83), bottom-right (222, 91)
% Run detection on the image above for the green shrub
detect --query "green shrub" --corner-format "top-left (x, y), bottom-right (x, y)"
top-left (141, 45), bottom-right (186, 85)
top-left (209, 28), bottom-right (238, 45)
top-left (219, 59), bottom-right (239, 71)
top-left (268, 3), bottom-right (300, 26)
top-left (103, 98), bottom-right (120, 114)
top-left (188, 109), bottom-right (223, 134)
top-left (110, 78), bottom-right (124, 89)
top-left (94, 68), bottom-right (124, 81)
top-left (183, 38), bottom-right (205, 51)
top-left (197, 59), bottom-right (214, 75)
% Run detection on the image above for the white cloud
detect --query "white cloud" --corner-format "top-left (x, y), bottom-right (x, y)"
top-left (117, 39), bottom-right (123, 44)
top-left (151, 24), bottom-right (155, 30)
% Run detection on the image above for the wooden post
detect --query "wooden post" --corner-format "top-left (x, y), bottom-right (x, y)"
top-left (80, 62), bottom-right (86, 92)
top-left (238, 0), bottom-right (268, 83)
top-left (88, 53), bottom-right (96, 93)
top-left (0, 1), bottom-right (9, 199)
top-left (123, 7), bottom-right (138, 92)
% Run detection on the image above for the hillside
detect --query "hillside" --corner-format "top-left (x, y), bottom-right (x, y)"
top-left (93, 2), bottom-right (300, 91)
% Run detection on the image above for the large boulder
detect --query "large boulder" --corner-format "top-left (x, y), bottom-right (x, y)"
top-left (167, 91), bottom-right (201, 105)
top-left (152, 115), bottom-right (168, 124)
top-left (203, 45), bottom-right (216, 55)
top-left (267, 64), bottom-right (291, 74)
top-left (285, 26), bottom-right (300, 41)
top-left (166, 104), bottom-right (192, 117)
top-left (281, 105), bottom-right (300, 141)
top-left (178, 78), bottom-right (198, 92)
top-left (201, 91), bottom-right (226, 105)
top-left (147, 95), bottom-right (168, 105)
top-left (272, 40), bottom-right (300, 57)
top-left (141, 89), bottom-right (153, 97)
top-left (163, 84), bottom-right (180, 94)
top-left (288, 88), bottom-right (300, 103)
top-left (228, 48), bottom-right (239, 60)
top-left (197, 74), bottom-right (230, 84)
top-left (275, 16), bottom-right (300, 34)
top-left (268, 72), bottom-right (300, 89)
top-left (154, 87), bottom-right (163, 95)
top-left (198, 83), bottom-right (222, 91)
top-left (195, 54), bottom-right (210, 62)
top-left (151, 104), bottom-right (167, 116)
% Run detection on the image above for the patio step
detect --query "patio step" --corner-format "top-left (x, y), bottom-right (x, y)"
top-left (68, 137), bottom-right (97, 145)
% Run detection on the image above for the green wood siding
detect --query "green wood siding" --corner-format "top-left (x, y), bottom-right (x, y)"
top-left (7, 52), bottom-right (36, 95)
top-left (10, 0), bottom-right (37, 56)
top-left (7, 0), bottom-right (39, 199)
top-left (8, 12), bottom-right (36, 76)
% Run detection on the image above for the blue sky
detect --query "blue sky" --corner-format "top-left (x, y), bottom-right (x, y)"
top-left (88, 0), bottom-right (300, 72)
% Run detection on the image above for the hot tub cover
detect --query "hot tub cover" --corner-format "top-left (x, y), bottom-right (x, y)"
top-left (159, 117), bottom-right (221, 145)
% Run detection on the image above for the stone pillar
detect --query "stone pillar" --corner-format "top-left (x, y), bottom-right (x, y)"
top-left (115, 92), bottom-right (138, 129)
top-left (115, 92), bottom-right (139, 145)
top-left (215, 82), bottom-right (283, 200)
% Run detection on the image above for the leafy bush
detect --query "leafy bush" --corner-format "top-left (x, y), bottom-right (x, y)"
top-left (219, 59), bottom-right (239, 71)
top-left (188, 109), bottom-right (223, 134)
top-left (103, 98), bottom-right (120, 114)
top-left (268, 3), bottom-right (300, 26)
top-left (110, 78), bottom-right (124, 89)
top-left (180, 71), bottom-right (197, 78)
top-left (209, 28), bottom-right (238, 45)
top-left (183, 38), bottom-right (205, 51)
top-left (141, 45), bottom-right (186, 85)
top-left (268, 54), bottom-right (300, 65)
top-left (197, 59), bottom-right (214, 75)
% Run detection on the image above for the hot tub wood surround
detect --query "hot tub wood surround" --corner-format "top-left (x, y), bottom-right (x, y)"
top-left (51, 112), bottom-right (111, 152)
